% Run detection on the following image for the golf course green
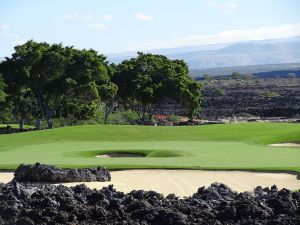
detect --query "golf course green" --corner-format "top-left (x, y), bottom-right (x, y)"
top-left (0, 122), bottom-right (299, 172)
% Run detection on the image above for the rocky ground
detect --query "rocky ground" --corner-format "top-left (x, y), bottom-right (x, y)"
top-left (200, 78), bottom-right (300, 119)
top-left (0, 181), bottom-right (299, 225)
top-left (157, 78), bottom-right (300, 120)
top-left (14, 163), bottom-right (111, 183)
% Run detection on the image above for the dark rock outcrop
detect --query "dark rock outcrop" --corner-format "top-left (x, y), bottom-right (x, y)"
top-left (13, 163), bottom-right (111, 183)
top-left (0, 126), bottom-right (36, 135)
top-left (155, 78), bottom-right (300, 119)
top-left (0, 182), bottom-right (299, 224)
top-left (200, 78), bottom-right (300, 119)
top-left (174, 120), bottom-right (205, 126)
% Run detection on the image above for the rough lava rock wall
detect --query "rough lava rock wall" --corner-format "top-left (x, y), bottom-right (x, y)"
top-left (0, 182), bottom-right (299, 224)
top-left (13, 163), bottom-right (111, 183)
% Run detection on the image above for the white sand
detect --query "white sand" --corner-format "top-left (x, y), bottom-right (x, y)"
top-left (95, 155), bottom-right (110, 158)
top-left (1, 170), bottom-right (299, 197)
top-left (269, 143), bottom-right (300, 147)
top-left (95, 153), bottom-right (144, 158)
top-left (0, 172), bottom-right (14, 183)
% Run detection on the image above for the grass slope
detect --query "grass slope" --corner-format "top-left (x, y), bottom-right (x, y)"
top-left (0, 123), bottom-right (299, 172)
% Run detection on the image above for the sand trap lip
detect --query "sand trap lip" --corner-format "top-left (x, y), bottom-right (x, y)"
top-left (1, 170), bottom-right (299, 197)
top-left (95, 153), bottom-right (145, 158)
top-left (269, 143), bottom-right (300, 147)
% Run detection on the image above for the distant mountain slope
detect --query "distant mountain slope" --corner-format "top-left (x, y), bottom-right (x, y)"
top-left (184, 42), bottom-right (300, 69)
top-left (190, 63), bottom-right (300, 77)
top-left (107, 36), bottom-right (300, 70)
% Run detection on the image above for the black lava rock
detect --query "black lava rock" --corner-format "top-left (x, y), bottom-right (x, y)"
top-left (0, 181), bottom-right (299, 225)
top-left (13, 163), bottom-right (111, 183)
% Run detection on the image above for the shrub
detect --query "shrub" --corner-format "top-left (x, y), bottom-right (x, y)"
top-left (214, 88), bottom-right (226, 96)
top-left (107, 110), bottom-right (139, 125)
top-left (167, 115), bottom-right (181, 123)
top-left (261, 91), bottom-right (280, 98)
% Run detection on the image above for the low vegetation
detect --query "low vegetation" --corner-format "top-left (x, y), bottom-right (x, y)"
top-left (261, 91), bottom-right (280, 98)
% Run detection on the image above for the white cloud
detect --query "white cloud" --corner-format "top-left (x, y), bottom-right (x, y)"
top-left (207, 1), bottom-right (237, 14)
top-left (88, 23), bottom-right (107, 31)
top-left (133, 12), bottom-right (153, 21)
top-left (83, 14), bottom-right (94, 22)
top-left (4, 32), bottom-right (19, 39)
top-left (64, 13), bottom-right (80, 20)
top-left (2, 31), bottom-right (24, 46)
top-left (127, 21), bottom-right (300, 51)
top-left (64, 13), bottom-right (109, 31)
top-left (64, 13), bottom-right (95, 21)
top-left (12, 40), bottom-right (26, 46)
top-left (0, 24), bottom-right (9, 30)
top-left (103, 14), bottom-right (113, 21)
top-left (64, 13), bottom-right (113, 22)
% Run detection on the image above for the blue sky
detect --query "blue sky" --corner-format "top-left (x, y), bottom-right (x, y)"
top-left (1, 0), bottom-right (300, 57)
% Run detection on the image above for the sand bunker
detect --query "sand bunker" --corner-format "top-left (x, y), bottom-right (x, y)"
top-left (0, 172), bottom-right (14, 183)
top-left (269, 143), bottom-right (300, 147)
top-left (95, 153), bottom-right (145, 158)
top-left (1, 170), bottom-right (299, 197)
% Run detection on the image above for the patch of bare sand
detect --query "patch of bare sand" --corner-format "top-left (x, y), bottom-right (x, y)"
top-left (0, 172), bottom-right (14, 183)
top-left (1, 170), bottom-right (299, 197)
top-left (95, 153), bottom-right (145, 158)
top-left (269, 143), bottom-right (300, 147)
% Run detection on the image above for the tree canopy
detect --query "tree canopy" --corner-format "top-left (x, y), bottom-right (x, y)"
top-left (0, 42), bottom-right (202, 128)
top-left (0, 75), bottom-right (6, 103)
top-left (114, 52), bottom-right (201, 122)
top-left (0, 41), bottom-right (112, 128)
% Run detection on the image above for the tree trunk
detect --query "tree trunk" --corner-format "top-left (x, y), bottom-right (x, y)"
top-left (189, 113), bottom-right (194, 121)
top-left (45, 110), bottom-right (53, 129)
top-left (148, 114), bottom-right (153, 122)
top-left (46, 117), bottom-right (53, 129)
top-left (36, 94), bottom-right (53, 129)
top-left (104, 103), bottom-right (114, 124)
top-left (44, 105), bottom-right (54, 129)
top-left (12, 111), bottom-right (24, 130)
top-left (35, 118), bottom-right (41, 129)
top-left (104, 110), bottom-right (108, 124)
top-left (140, 107), bottom-right (146, 123)
top-left (18, 120), bottom-right (24, 130)
top-left (140, 114), bottom-right (146, 124)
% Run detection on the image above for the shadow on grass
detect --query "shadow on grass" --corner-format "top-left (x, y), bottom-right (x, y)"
top-left (64, 149), bottom-right (187, 158)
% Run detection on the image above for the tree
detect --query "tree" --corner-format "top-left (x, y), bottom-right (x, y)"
top-left (114, 52), bottom-right (202, 122)
top-left (203, 74), bottom-right (212, 81)
top-left (0, 74), bottom-right (8, 122)
top-left (94, 62), bottom-right (118, 124)
top-left (9, 88), bottom-right (39, 129)
top-left (98, 81), bottom-right (118, 124)
top-left (0, 57), bottom-right (41, 129)
top-left (214, 87), bottom-right (225, 96)
top-left (1, 41), bottom-right (111, 128)
top-left (231, 72), bottom-right (241, 80)
top-left (62, 48), bottom-right (111, 123)
top-left (0, 75), bottom-right (6, 103)
top-left (6, 41), bottom-right (68, 128)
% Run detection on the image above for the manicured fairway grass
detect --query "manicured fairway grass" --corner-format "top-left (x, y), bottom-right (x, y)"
top-left (0, 122), bottom-right (299, 172)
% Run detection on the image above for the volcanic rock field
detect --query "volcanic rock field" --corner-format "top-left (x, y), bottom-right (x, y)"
top-left (0, 164), bottom-right (299, 225)
top-left (1, 181), bottom-right (300, 225)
